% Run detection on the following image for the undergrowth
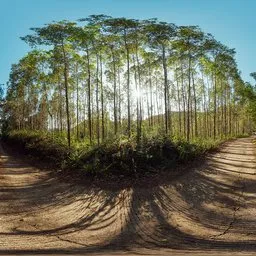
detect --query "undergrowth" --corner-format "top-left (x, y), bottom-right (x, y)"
top-left (1, 130), bottom-right (249, 178)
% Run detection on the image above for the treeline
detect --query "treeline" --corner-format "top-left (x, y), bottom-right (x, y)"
top-left (4, 15), bottom-right (256, 147)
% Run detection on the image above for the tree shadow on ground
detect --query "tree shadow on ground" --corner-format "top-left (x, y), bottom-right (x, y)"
top-left (0, 137), bottom-right (256, 254)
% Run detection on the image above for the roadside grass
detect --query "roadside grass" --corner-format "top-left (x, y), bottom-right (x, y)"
top-left (1, 130), bottom-right (250, 179)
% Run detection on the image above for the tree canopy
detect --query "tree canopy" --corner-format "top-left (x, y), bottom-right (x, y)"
top-left (3, 15), bottom-right (256, 147)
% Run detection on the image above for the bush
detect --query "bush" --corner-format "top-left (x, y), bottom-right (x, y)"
top-left (2, 130), bottom-right (237, 179)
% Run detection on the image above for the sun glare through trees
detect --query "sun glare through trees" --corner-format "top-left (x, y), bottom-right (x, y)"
top-left (3, 15), bottom-right (256, 150)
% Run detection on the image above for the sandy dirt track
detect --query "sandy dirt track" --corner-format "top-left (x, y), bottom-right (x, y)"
top-left (1, 137), bottom-right (256, 255)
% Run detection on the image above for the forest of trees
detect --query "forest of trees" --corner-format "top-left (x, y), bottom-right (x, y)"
top-left (3, 15), bottom-right (256, 148)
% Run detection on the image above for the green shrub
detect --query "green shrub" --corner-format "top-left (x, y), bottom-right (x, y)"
top-left (2, 130), bottom-right (242, 179)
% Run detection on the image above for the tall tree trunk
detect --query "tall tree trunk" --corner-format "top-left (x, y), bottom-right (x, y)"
top-left (124, 30), bottom-right (131, 138)
top-left (135, 45), bottom-right (142, 142)
top-left (111, 47), bottom-right (118, 135)
top-left (162, 45), bottom-right (169, 135)
top-left (175, 67), bottom-right (182, 137)
top-left (181, 63), bottom-right (186, 138)
top-left (224, 84), bottom-right (227, 136)
top-left (100, 55), bottom-right (105, 141)
top-left (192, 72), bottom-right (198, 137)
top-left (75, 64), bottom-right (79, 140)
top-left (133, 55), bottom-right (140, 142)
top-left (61, 42), bottom-right (71, 148)
top-left (213, 71), bottom-right (217, 139)
top-left (149, 65), bottom-right (153, 127)
top-left (187, 55), bottom-right (192, 141)
top-left (86, 46), bottom-right (92, 144)
top-left (58, 81), bottom-right (63, 133)
top-left (118, 66), bottom-right (122, 128)
top-left (96, 55), bottom-right (100, 145)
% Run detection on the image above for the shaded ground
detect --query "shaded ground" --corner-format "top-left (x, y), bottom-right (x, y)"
top-left (0, 137), bottom-right (256, 255)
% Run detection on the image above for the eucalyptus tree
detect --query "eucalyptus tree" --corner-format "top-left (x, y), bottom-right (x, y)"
top-left (144, 19), bottom-right (177, 135)
top-left (6, 63), bottom-right (27, 129)
top-left (4, 15), bottom-right (254, 145)
top-left (242, 76), bottom-right (256, 127)
top-left (68, 52), bottom-right (85, 139)
top-left (103, 33), bottom-right (122, 136)
top-left (104, 17), bottom-right (140, 138)
top-left (173, 26), bottom-right (205, 140)
top-left (202, 38), bottom-right (232, 138)
top-left (129, 19), bottom-right (146, 142)
top-left (71, 24), bottom-right (98, 143)
top-left (171, 56), bottom-right (183, 137)
top-left (216, 50), bottom-right (237, 136)
top-left (47, 46), bottom-right (66, 133)
top-left (5, 50), bottom-right (48, 130)
top-left (21, 21), bottom-right (77, 148)
top-left (34, 50), bottom-right (53, 131)
top-left (80, 15), bottom-right (112, 143)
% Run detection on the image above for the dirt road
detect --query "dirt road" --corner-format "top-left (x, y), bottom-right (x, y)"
top-left (1, 137), bottom-right (256, 255)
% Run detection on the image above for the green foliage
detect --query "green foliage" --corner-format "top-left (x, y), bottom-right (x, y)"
top-left (2, 130), bottom-right (239, 179)
top-left (3, 15), bottom-right (256, 181)
top-left (66, 136), bottom-right (179, 177)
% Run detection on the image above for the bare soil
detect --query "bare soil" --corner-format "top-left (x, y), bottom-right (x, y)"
top-left (1, 137), bottom-right (256, 255)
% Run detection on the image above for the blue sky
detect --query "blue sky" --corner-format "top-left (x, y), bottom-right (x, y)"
top-left (1, 0), bottom-right (255, 87)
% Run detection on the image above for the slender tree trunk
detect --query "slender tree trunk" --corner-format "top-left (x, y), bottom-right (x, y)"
top-left (162, 45), bottom-right (169, 135)
top-left (118, 66), bottom-right (122, 128)
top-left (175, 68), bottom-right (182, 137)
top-left (96, 55), bottom-right (100, 145)
top-left (58, 81), bottom-right (63, 133)
top-left (86, 46), bottom-right (92, 144)
top-left (224, 85), bottom-right (227, 136)
top-left (149, 65), bottom-right (153, 127)
top-left (61, 43), bottom-right (71, 148)
top-left (192, 72), bottom-right (198, 137)
top-left (213, 71), bottom-right (217, 139)
top-left (202, 72), bottom-right (208, 138)
top-left (181, 63), bottom-right (186, 138)
top-left (155, 78), bottom-right (160, 127)
top-left (75, 64), bottom-right (79, 140)
top-left (135, 45), bottom-right (142, 142)
top-left (100, 55), bottom-right (105, 141)
top-left (124, 30), bottom-right (131, 138)
top-left (133, 55), bottom-right (140, 142)
top-left (111, 47), bottom-right (118, 135)
top-left (187, 55), bottom-right (192, 141)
